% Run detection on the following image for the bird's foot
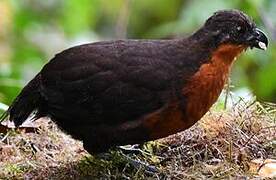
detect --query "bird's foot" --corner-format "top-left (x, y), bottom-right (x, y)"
top-left (120, 153), bottom-right (159, 174)
top-left (118, 145), bottom-right (160, 174)
top-left (92, 146), bottom-right (160, 174)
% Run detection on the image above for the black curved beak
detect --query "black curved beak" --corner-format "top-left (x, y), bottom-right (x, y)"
top-left (246, 28), bottom-right (268, 50)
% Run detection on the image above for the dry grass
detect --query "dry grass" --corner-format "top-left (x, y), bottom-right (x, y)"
top-left (0, 100), bottom-right (275, 179)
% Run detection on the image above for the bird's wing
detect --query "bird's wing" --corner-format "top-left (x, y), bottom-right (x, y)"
top-left (40, 40), bottom-right (186, 126)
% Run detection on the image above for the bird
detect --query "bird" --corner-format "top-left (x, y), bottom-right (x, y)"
top-left (0, 9), bottom-right (268, 154)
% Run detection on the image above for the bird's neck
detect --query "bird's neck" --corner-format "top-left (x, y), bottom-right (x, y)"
top-left (188, 28), bottom-right (220, 50)
top-left (182, 44), bottom-right (246, 125)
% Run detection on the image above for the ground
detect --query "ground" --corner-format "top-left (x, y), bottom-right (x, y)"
top-left (0, 100), bottom-right (275, 179)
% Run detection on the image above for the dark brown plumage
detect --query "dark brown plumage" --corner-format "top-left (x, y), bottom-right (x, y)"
top-left (1, 10), bottom-right (268, 153)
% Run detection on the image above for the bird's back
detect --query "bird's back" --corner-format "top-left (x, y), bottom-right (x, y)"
top-left (40, 40), bottom-right (199, 121)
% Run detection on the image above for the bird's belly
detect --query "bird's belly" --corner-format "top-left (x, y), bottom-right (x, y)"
top-left (141, 75), bottom-right (226, 140)
top-left (141, 101), bottom-right (187, 139)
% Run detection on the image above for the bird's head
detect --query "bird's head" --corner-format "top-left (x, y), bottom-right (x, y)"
top-left (201, 9), bottom-right (268, 50)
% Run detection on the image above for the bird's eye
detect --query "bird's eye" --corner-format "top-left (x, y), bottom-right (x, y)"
top-left (236, 26), bottom-right (242, 32)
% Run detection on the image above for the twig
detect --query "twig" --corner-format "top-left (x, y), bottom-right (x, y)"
top-left (224, 78), bottom-right (231, 110)
top-left (242, 125), bottom-right (276, 147)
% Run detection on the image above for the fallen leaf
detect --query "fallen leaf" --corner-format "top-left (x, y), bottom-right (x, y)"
top-left (249, 159), bottom-right (276, 178)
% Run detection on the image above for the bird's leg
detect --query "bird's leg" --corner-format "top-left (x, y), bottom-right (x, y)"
top-left (118, 145), bottom-right (160, 174)
top-left (118, 144), bottom-right (144, 154)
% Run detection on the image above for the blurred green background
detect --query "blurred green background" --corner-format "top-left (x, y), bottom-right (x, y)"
top-left (0, 0), bottom-right (275, 110)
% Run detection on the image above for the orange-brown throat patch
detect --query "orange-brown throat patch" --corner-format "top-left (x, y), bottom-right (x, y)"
top-left (211, 44), bottom-right (247, 64)
top-left (183, 44), bottom-right (247, 120)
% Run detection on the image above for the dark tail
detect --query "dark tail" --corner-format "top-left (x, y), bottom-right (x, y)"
top-left (0, 74), bottom-right (43, 127)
